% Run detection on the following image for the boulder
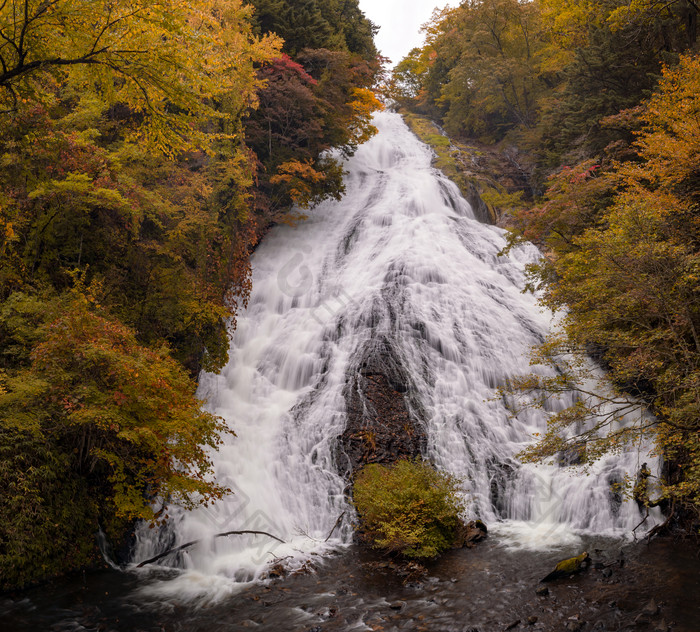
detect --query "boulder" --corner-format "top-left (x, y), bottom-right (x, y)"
top-left (454, 519), bottom-right (488, 548)
top-left (541, 552), bottom-right (591, 582)
top-left (634, 598), bottom-right (660, 624)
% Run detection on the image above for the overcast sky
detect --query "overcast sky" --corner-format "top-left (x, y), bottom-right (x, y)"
top-left (357, 0), bottom-right (452, 66)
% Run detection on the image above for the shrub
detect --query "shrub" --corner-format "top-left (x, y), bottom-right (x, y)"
top-left (352, 459), bottom-right (466, 558)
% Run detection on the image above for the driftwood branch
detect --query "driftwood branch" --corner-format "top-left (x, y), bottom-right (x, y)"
top-left (646, 504), bottom-right (675, 543)
top-left (324, 512), bottom-right (346, 542)
top-left (135, 530), bottom-right (285, 568)
top-left (632, 508), bottom-right (650, 540)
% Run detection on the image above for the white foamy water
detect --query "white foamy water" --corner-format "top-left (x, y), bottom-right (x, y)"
top-left (133, 111), bottom-right (660, 598)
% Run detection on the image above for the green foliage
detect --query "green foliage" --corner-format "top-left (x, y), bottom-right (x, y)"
top-left (353, 460), bottom-right (466, 559)
top-left (390, 48), bottom-right (430, 101)
top-left (250, 0), bottom-right (331, 56)
top-left (0, 427), bottom-right (98, 590)
top-left (536, 20), bottom-right (668, 166)
top-left (249, 0), bottom-right (377, 59)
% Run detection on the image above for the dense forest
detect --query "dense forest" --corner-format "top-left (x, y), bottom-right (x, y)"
top-left (391, 0), bottom-right (700, 525)
top-left (0, 0), bottom-right (380, 589)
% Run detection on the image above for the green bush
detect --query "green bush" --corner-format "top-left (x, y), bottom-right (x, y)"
top-left (352, 459), bottom-right (466, 558)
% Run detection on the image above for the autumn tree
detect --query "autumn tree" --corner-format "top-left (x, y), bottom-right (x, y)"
top-left (0, 0), bottom-right (382, 590)
top-left (394, 0), bottom-right (697, 181)
top-left (511, 54), bottom-right (700, 513)
top-left (0, 0), bottom-right (283, 589)
top-left (504, 160), bottom-right (614, 254)
top-left (536, 23), bottom-right (667, 166)
top-left (0, 0), bottom-right (280, 152)
top-left (244, 2), bottom-right (382, 222)
top-left (0, 288), bottom-right (229, 589)
top-left (607, 0), bottom-right (698, 48)
top-left (392, 1), bottom-right (548, 141)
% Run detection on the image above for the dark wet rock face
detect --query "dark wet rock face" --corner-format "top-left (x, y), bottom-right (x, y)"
top-left (487, 457), bottom-right (517, 518)
top-left (453, 521), bottom-right (488, 549)
top-left (463, 180), bottom-right (493, 225)
top-left (336, 339), bottom-right (426, 476)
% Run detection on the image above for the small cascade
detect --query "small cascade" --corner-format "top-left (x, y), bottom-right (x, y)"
top-left (133, 111), bottom-right (660, 597)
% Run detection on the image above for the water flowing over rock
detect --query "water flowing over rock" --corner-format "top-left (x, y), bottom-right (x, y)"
top-left (132, 111), bottom-right (661, 597)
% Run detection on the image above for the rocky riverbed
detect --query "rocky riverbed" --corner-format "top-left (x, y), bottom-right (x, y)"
top-left (2, 535), bottom-right (698, 632)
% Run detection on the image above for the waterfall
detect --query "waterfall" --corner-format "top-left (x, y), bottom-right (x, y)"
top-left (133, 111), bottom-right (660, 598)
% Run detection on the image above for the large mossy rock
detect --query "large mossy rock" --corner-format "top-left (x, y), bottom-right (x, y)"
top-left (541, 551), bottom-right (591, 582)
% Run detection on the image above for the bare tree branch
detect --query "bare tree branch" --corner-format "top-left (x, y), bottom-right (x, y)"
top-left (135, 530), bottom-right (286, 568)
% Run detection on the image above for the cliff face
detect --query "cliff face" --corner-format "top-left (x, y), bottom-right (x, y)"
top-left (401, 111), bottom-right (533, 227)
top-left (336, 339), bottom-right (426, 477)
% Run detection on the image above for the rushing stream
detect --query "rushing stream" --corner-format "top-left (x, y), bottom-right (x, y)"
top-left (3, 111), bottom-right (695, 632)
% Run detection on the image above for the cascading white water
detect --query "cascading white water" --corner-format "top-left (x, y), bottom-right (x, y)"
top-left (133, 111), bottom-right (660, 597)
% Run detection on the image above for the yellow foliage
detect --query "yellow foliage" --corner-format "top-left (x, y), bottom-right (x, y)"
top-left (619, 53), bottom-right (700, 193)
top-left (539, 0), bottom-right (605, 49)
top-left (605, 0), bottom-right (674, 32)
top-left (0, 0), bottom-right (282, 155)
top-left (353, 459), bottom-right (466, 558)
top-left (270, 159), bottom-right (327, 208)
top-left (347, 87), bottom-right (383, 145)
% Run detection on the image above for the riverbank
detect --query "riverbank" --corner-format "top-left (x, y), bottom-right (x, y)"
top-left (2, 534), bottom-right (698, 631)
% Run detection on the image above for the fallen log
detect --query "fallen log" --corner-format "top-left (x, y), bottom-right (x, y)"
top-left (324, 511), bottom-right (346, 542)
top-left (645, 505), bottom-right (675, 542)
top-left (135, 530), bottom-right (286, 568)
